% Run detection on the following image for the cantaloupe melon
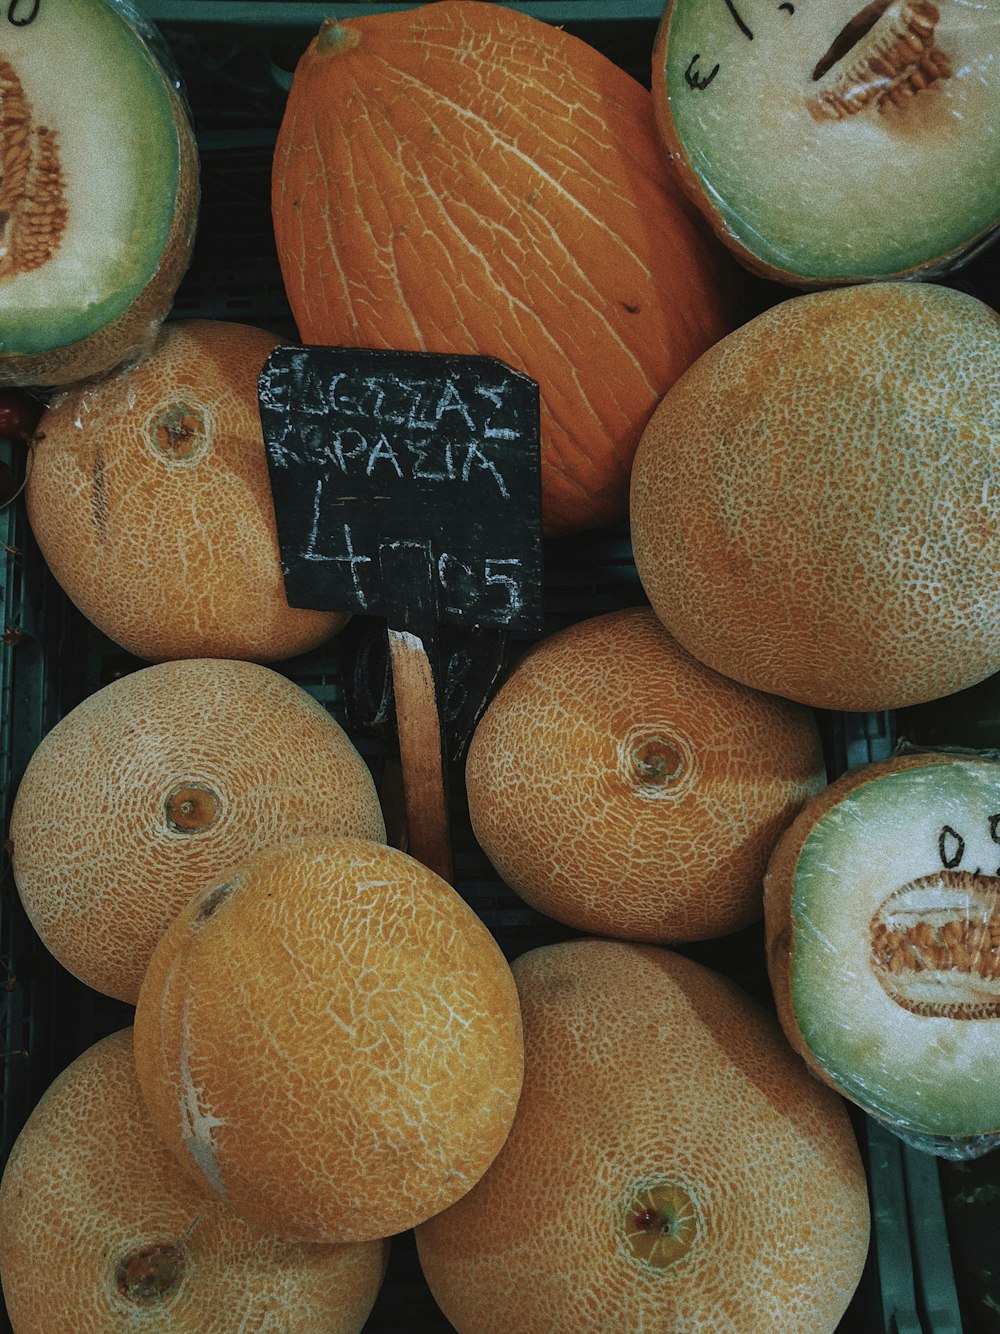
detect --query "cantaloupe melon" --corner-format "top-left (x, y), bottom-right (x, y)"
top-left (8, 657), bottom-right (385, 1004)
top-left (0, 0), bottom-right (198, 386)
top-left (766, 747), bottom-right (1000, 1155)
top-left (132, 837), bottom-right (524, 1244)
top-left (630, 280), bottom-right (1000, 712)
top-left (652, 0), bottom-right (1000, 285)
top-left (24, 319), bottom-right (346, 662)
top-left (415, 938), bottom-right (870, 1333)
top-left (0, 1029), bottom-right (388, 1332)
top-left (466, 607), bottom-right (826, 942)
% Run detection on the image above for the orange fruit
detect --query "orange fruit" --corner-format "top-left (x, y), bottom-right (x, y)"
top-left (25, 319), bottom-right (345, 662)
top-left (630, 281), bottom-right (1000, 712)
top-left (466, 607), bottom-right (825, 942)
top-left (132, 836), bottom-right (524, 1244)
top-left (271, 0), bottom-right (737, 536)
top-left (8, 657), bottom-right (385, 1005)
top-left (0, 1029), bottom-right (388, 1333)
top-left (416, 938), bottom-right (870, 1333)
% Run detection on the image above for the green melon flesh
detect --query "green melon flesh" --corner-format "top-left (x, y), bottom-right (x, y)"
top-left (656, 0), bottom-right (1000, 284)
top-left (0, 0), bottom-right (197, 383)
top-left (789, 757), bottom-right (1000, 1148)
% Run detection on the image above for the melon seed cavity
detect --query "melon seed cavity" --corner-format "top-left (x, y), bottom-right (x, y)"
top-left (809, 0), bottom-right (952, 121)
top-left (870, 869), bottom-right (1000, 1018)
top-left (0, 58), bottom-right (67, 279)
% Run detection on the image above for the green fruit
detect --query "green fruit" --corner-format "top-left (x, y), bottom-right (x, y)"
top-left (652, 0), bottom-right (1000, 284)
top-left (0, 0), bottom-right (199, 386)
top-left (765, 749), bottom-right (1000, 1154)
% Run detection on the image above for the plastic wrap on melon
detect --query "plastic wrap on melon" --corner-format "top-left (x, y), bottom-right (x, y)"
top-left (764, 740), bottom-right (1000, 1160)
top-left (107, 0), bottom-right (189, 99)
top-left (652, 0), bottom-right (1000, 286)
top-left (0, 0), bottom-right (199, 389)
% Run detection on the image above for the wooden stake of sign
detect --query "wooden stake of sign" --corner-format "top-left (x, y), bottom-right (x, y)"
top-left (380, 540), bottom-right (452, 882)
top-left (341, 617), bottom-right (515, 766)
top-left (259, 346), bottom-right (543, 883)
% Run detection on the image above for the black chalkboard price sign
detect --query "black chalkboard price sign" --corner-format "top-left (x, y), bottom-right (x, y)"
top-left (259, 345), bottom-right (543, 882)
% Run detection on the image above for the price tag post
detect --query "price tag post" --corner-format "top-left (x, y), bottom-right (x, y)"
top-left (259, 346), bottom-right (542, 883)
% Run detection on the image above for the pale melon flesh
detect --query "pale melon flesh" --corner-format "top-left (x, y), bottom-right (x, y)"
top-left (655, 0), bottom-right (1000, 283)
top-left (779, 756), bottom-right (1000, 1152)
top-left (0, 0), bottom-right (195, 378)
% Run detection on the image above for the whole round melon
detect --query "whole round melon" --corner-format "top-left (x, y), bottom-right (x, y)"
top-left (415, 938), bottom-right (870, 1333)
top-left (132, 836), bottom-right (524, 1244)
top-left (24, 319), bottom-right (346, 661)
top-left (630, 281), bottom-right (1000, 712)
top-left (0, 0), bottom-right (198, 387)
top-left (652, 0), bottom-right (1000, 286)
top-left (765, 746), bottom-right (1000, 1156)
top-left (0, 1029), bottom-right (388, 1333)
top-left (271, 0), bottom-right (736, 536)
top-left (8, 657), bottom-right (386, 1004)
top-left (466, 606), bottom-right (825, 942)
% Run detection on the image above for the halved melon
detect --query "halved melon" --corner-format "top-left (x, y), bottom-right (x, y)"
top-left (652, 0), bottom-right (1000, 284)
top-left (0, 0), bottom-right (198, 386)
top-left (765, 748), bottom-right (1000, 1156)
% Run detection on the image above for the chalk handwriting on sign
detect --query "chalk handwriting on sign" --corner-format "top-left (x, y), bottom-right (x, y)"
top-left (259, 346), bottom-right (542, 635)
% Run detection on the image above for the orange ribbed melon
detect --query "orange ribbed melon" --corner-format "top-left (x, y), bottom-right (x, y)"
top-left (630, 281), bottom-right (1000, 712)
top-left (415, 938), bottom-right (870, 1333)
top-left (466, 607), bottom-right (825, 941)
top-left (271, 0), bottom-right (736, 536)
top-left (24, 319), bottom-right (345, 662)
top-left (0, 1029), bottom-right (388, 1332)
top-left (8, 657), bottom-right (385, 1004)
top-left (132, 837), bottom-right (524, 1244)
